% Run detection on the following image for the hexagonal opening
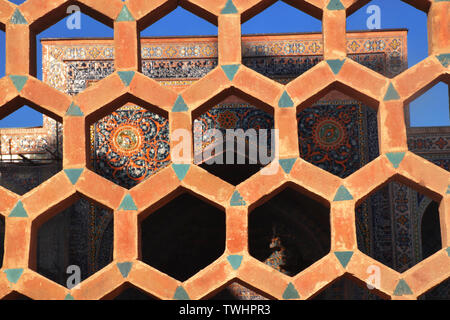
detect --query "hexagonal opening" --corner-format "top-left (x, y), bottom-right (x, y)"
top-left (297, 88), bottom-right (379, 178)
top-left (32, 4), bottom-right (114, 83)
top-left (242, 1), bottom-right (322, 84)
top-left (140, 190), bottom-right (225, 282)
top-left (249, 184), bottom-right (330, 276)
top-left (35, 196), bottom-right (114, 287)
top-left (0, 102), bottom-right (62, 195)
top-left (347, 0), bottom-right (427, 77)
top-left (419, 278), bottom-right (450, 300)
top-left (356, 179), bottom-right (442, 273)
top-left (210, 280), bottom-right (272, 300)
top-left (0, 215), bottom-right (4, 269)
top-left (90, 101), bottom-right (170, 189)
top-left (110, 283), bottom-right (157, 300)
top-left (311, 275), bottom-right (388, 300)
top-left (139, 6), bottom-right (217, 86)
top-left (193, 95), bottom-right (274, 185)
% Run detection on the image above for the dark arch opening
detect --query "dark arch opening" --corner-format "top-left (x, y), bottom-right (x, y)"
top-left (249, 187), bottom-right (330, 276)
top-left (421, 201), bottom-right (442, 260)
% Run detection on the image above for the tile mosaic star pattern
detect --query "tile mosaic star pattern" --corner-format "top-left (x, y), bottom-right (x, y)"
top-left (0, 0), bottom-right (448, 300)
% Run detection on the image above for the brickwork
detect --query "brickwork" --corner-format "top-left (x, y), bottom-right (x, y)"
top-left (0, 0), bottom-right (448, 300)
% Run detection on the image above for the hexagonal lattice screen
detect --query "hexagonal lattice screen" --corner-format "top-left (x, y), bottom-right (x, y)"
top-left (0, 0), bottom-right (448, 300)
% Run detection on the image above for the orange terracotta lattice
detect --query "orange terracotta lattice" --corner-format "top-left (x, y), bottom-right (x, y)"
top-left (0, 0), bottom-right (449, 300)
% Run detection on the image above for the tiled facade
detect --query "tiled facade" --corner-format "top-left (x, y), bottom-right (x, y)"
top-left (0, 0), bottom-right (448, 300)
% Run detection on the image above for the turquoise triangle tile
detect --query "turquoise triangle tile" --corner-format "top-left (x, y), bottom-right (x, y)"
top-left (173, 286), bottom-right (190, 300)
top-left (118, 194), bottom-right (138, 211)
top-left (334, 251), bottom-right (354, 268)
top-left (282, 283), bottom-right (300, 299)
top-left (230, 190), bottom-right (246, 206)
top-left (327, 0), bottom-right (345, 10)
top-left (436, 53), bottom-right (450, 68)
top-left (386, 152), bottom-right (405, 168)
top-left (65, 102), bottom-right (84, 116)
top-left (65, 294), bottom-right (75, 300)
top-left (278, 91), bottom-right (294, 108)
top-left (393, 279), bottom-right (413, 296)
top-left (221, 0), bottom-right (238, 14)
top-left (172, 95), bottom-right (188, 112)
top-left (64, 168), bottom-right (84, 185)
top-left (384, 83), bottom-right (400, 101)
top-left (4, 268), bottom-right (24, 284)
top-left (221, 64), bottom-right (240, 81)
top-left (227, 255), bottom-right (243, 270)
top-left (9, 75), bottom-right (28, 92)
top-left (117, 71), bottom-right (135, 87)
top-left (279, 158), bottom-right (296, 174)
top-left (326, 59), bottom-right (345, 75)
top-left (116, 5), bottom-right (135, 22)
top-left (333, 186), bottom-right (353, 201)
top-left (446, 247), bottom-right (450, 257)
top-left (447, 186), bottom-right (450, 194)
top-left (10, 9), bottom-right (27, 24)
top-left (116, 262), bottom-right (133, 278)
top-left (172, 164), bottom-right (190, 181)
top-left (9, 201), bottom-right (28, 218)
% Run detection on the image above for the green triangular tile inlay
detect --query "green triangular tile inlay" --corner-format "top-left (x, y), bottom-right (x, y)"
top-left (4, 268), bottom-right (24, 284)
top-left (447, 186), bottom-right (450, 194)
top-left (116, 262), bottom-right (133, 278)
top-left (436, 53), bottom-right (450, 68)
top-left (230, 190), bottom-right (246, 206)
top-left (326, 59), bottom-right (346, 75)
top-left (172, 95), bottom-right (189, 112)
top-left (65, 294), bottom-right (75, 300)
top-left (66, 102), bottom-right (84, 116)
top-left (116, 5), bottom-right (135, 22)
top-left (327, 0), bottom-right (345, 10)
top-left (446, 247), bottom-right (450, 257)
top-left (173, 286), bottom-right (190, 300)
top-left (282, 283), bottom-right (300, 299)
top-left (384, 83), bottom-right (400, 101)
top-left (278, 91), bottom-right (294, 108)
top-left (393, 279), bottom-right (413, 296)
top-left (118, 194), bottom-right (138, 211)
top-left (10, 9), bottom-right (28, 24)
top-left (9, 75), bottom-right (28, 92)
top-left (386, 152), bottom-right (405, 168)
top-left (64, 168), bottom-right (84, 185)
top-left (334, 251), bottom-right (354, 268)
top-left (227, 255), bottom-right (243, 270)
top-left (221, 0), bottom-right (238, 14)
top-left (333, 186), bottom-right (353, 201)
top-left (9, 201), bottom-right (28, 218)
top-left (172, 164), bottom-right (190, 181)
top-left (221, 64), bottom-right (240, 81)
top-left (117, 71), bottom-right (135, 87)
top-left (279, 158), bottom-right (296, 174)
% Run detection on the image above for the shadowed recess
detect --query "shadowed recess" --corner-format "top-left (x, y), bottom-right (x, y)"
top-left (312, 275), bottom-right (386, 300)
top-left (356, 181), bottom-right (442, 273)
top-left (36, 198), bottom-right (114, 287)
top-left (419, 278), bottom-right (450, 300)
top-left (141, 192), bottom-right (225, 282)
top-left (210, 281), bottom-right (271, 300)
top-left (113, 284), bottom-right (156, 300)
top-left (249, 187), bottom-right (331, 276)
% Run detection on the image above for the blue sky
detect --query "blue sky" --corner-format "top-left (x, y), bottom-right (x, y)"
top-left (0, 0), bottom-right (448, 128)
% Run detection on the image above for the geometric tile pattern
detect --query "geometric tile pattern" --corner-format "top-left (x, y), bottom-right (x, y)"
top-left (0, 0), bottom-right (448, 300)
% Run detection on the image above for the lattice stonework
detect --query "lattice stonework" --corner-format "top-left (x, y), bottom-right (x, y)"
top-left (0, 0), bottom-right (448, 300)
